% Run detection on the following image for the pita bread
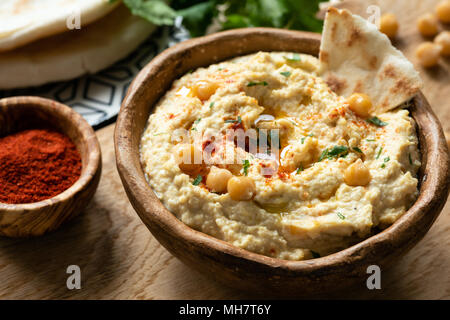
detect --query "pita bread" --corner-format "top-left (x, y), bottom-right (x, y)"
top-left (0, 0), bottom-right (121, 52)
top-left (319, 8), bottom-right (423, 114)
top-left (0, 5), bottom-right (155, 89)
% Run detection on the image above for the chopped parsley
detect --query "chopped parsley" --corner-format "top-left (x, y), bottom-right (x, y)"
top-left (376, 147), bottom-right (383, 159)
top-left (301, 133), bottom-right (314, 144)
top-left (352, 146), bottom-right (363, 154)
top-left (337, 212), bottom-right (346, 220)
top-left (225, 116), bottom-right (242, 124)
top-left (247, 81), bottom-right (268, 87)
top-left (243, 159), bottom-right (250, 176)
top-left (366, 116), bottom-right (388, 127)
top-left (194, 118), bottom-right (201, 124)
top-left (296, 164), bottom-right (304, 174)
top-left (311, 250), bottom-right (321, 258)
top-left (280, 71), bottom-right (291, 77)
top-left (366, 139), bottom-right (376, 142)
top-left (319, 146), bottom-right (349, 161)
top-left (285, 53), bottom-right (301, 62)
top-left (381, 163), bottom-right (386, 168)
top-left (209, 102), bottom-right (214, 109)
top-left (384, 156), bottom-right (390, 162)
top-left (192, 175), bottom-right (202, 186)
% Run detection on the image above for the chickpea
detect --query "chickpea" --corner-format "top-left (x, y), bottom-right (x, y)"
top-left (344, 159), bottom-right (371, 186)
top-left (206, 166), bottom-right (232, 193)
top-left (192, 80), bottom-right (218, 101)
top-left (415, 42), bottom-right (441, 67)
top-left (379, 13), bottom-right (399, 39)
top-left (176, 143), bottom-right (205, 176)
top-left (436, 0), bottom-right (450, 23)
top-left (417, 13), bottom-right (439, 37)
top-left (227, 176), bottom-right (256, 201)
top-left (347, 93), bottom-right (372, 118)
top-left (435, 31), bottom-right (450, 56)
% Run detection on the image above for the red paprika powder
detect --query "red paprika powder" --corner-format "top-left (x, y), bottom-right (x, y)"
top-left (0, 128), bottom-right (82, 204)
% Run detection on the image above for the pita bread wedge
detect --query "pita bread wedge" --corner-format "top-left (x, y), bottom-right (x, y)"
top-left (319, 8), bottom-right (423, 114)
top-left (0, 0), bottom-right (121, 52)
top-left (0, 5), bottom-right (155, 89)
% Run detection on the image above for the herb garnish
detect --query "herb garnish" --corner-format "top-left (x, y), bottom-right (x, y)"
top-left (209, 102), bottom-right (214, 109)
top-left (352, 146), bottom-right (363, 154)
top-left (247, 81), bottom-right (268, 87)
top-left (280, 71), bottom-right (291, 77)
top-left (301, 133), bottom-right (314, 144)
top-left (192, 175), bottom-right (202, 186)
top-left (337, 212), bottom-right (346, 220)
top-left (318, 146), bottom-right (349, 161)
top-left (366, 139), bottom-right (376, 142)
top-left (376, 147), bottom-right (383, 159)
top-left (243, 159), bottom-right (250, 176)
top-left (285, 53), bottom-right (301, 62)
top-left (367, 116), bottom-right (388, 127)
top-left (225, 116), bottom-right (242, 124)
top-left (296, 164), bottom-right (304, 174)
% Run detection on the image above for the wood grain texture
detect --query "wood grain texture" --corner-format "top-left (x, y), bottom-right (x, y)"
top-left (0, 123), bottom-right (449, 299)
top-left (0, 97), bottom-right (102, 237)
top-left (0, 0), bottom-right (449, 299)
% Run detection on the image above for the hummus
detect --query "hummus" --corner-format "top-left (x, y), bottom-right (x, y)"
top-left (140, 52), bottom-right (420, 260)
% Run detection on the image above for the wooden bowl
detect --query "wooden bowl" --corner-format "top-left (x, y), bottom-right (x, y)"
top-left (115, 28), bottom-right (450, 295)
top-left (0, 96), bottom-right (102, 237)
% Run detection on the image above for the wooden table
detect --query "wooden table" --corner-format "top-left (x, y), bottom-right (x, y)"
top-left (0, 0), bottom-right (448, 299)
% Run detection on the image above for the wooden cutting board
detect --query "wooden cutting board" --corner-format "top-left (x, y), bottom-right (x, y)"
top-left (0, 0), bottom-right (448, 299)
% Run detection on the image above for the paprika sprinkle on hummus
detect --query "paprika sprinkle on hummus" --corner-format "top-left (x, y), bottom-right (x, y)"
top-left (0, 128), bottom-right (82, 204)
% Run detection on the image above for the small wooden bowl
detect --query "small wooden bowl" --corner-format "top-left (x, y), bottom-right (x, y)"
top-left (115, 28), bottom-right (450, 295)
top-left (0, 96), bottom-right (102, 237)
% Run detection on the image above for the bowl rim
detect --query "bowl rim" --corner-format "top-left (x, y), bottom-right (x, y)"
top-left (115, 27), bottom-right (450, 271)
top-left (0, 96), bottom-right (101, 212)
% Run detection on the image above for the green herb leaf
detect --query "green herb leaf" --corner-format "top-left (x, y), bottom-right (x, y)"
top-left (301, 133), bottom-right (313, 144)
top-left (366, 139), bottom-right (376, 142)
top-left (352, 146), bottom-right (363, 154)
top-left (318, 148), bottom-right (329, 162)
top-left (123, 0), bottom-right (176, 25)
top-left (209, 102), bottom-right (214, 109)
top-left (280, 71), bottom-right (291, 77)
top-left (225, 116), bottom-right (242, 124)
top-left (285, 53), bottom-right (301, 62)
top-left (367, 116), bottom-right (388, 127)
top-left (243, 159), bottom-right (250, 176)
top-left (381, 163), bottom-right (386, 168)
top-left (192, 175), bottom-right (202, 186)
top-left (327, 146), bottom-right (349, 157)
top-left (296, 164), bottom-right (303, 174)
top-left (194, 118), bottom-right (201, 124)
top-left (376, 147), bottom-right (383, 159)
top-left (337, 212), bottom-right (346, 220)
top-left (247, 81), bottom-right (268, 87)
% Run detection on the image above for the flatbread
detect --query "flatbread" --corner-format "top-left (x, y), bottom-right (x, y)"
top-left (319, 7), bottom-right (423, 113)
top-left (0, 5), bottom-right (156, 89)
top-left (0, 0), bottom-right (121, 52)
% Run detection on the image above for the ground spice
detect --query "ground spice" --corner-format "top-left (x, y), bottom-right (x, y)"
top-left (0, 128), bottom-right (82, 204)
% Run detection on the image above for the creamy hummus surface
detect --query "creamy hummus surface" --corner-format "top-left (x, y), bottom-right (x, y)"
top-left (140, 52), bottom-right (420, 260)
